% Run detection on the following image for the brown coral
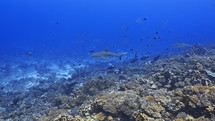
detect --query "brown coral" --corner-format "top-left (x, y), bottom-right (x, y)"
top-left (146, 96), bottom-right (155, 102)
top-left (95, 112), bottom-right (105, 121)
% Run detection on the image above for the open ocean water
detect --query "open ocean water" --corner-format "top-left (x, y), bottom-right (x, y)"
top-left (0, 0), bottom-right (215, 120)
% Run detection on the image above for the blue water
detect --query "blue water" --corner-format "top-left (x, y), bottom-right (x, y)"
top-left (0, 0), bottom-right (215, 91)
top-left (1, 0), bottom-right (215, 59)
top-left (0, 1), bottom-right (215, 120)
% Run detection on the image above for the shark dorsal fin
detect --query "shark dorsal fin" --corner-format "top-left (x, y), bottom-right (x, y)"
top-left (104, 48), bottom-right (109, 52)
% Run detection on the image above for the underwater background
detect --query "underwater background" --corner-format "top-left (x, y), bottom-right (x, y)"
top-left (1, 0), bottom-right (215, 57)
top-left (0, 0), bottom-right (215, 120)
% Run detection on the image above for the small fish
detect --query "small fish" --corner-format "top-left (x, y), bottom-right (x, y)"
top-left (140, 56), bottom-right (149, 60)
top-left (26, 52), bottom-right (33, 56)
top-left (107, 66), bottom-right (115, 70)
top-left (107, 63), bottom-right (115, 70)
top-left (119, 26), bottom-right (129, 31)
top-left (0, 86), bottom-right (4, 90)
top-left (143, 17), bottom-right (148, 21)
top-left (91, 49), bottom-right (127, 60)
top-left (89, 50), bottom-right (95, 53)
top-left (153, 37), bottom-right (157, 40)
top-left (137, 89), bottom-right (141, 95)
top-left (153, 55), bottom-right (160, 62)
top-left (135, 18), bottom-right (142, 23)
top-left (172, 43), bottom-right (191, 48)
top-left (130, 48), bottom-right (134, 51)
top-left (155, 32), bottom-right (159, 34)
top-left (107, 64), bottom-right (115, 69)
top-left (130, 58), bottom-right (138, 63)
top-left (130, 54), bottom-right (138, 63)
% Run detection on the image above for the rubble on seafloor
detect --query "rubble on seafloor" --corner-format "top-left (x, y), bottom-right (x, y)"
top-left (0, 44), bottom-right (215, 121)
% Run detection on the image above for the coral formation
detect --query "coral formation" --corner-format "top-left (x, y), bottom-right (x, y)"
top-left (1, 45), bottom-right (215, 121)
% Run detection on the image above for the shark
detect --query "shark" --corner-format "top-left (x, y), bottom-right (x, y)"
top-left (90, 49), bottom-right (127, 60)
top-left (172, 42), bottom-right (191, 48)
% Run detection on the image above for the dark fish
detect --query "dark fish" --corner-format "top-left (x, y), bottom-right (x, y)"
top-left (155, 32), bottom-right (159, 34)
top-left (130, 54), bottom-right (138, 63)
top-left (130, 48), bottom-right (134, 51)
top-left (140, 56), bottom-right (149, 60)
top-left (12, 98), bottom-right (19, 105)
top-left (26, 52), bottom-right (33, 56)
top-left (143, 17), bottom-right (148, 21)
top-left (130, 58), bottom-right (138, 63)
top-left (56, 22), bottom-right (59, 24)
top-left (153, 37), bottom-right (157, 40)
top-left (0, 86), bottom-right (4, 90)
top-left (153, 55), bottom-right (160, 62)
top-left (107, 65), bottom-right (115, 70)
top-left (89, 50), bottom-right (95, 53)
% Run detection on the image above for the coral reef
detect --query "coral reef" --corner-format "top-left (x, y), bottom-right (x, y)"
top-left (0, 45), bottom-right (215, 121)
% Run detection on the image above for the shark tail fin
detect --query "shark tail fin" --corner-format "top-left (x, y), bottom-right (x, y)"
top-left (118, 52), bottom-right (128, 60)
